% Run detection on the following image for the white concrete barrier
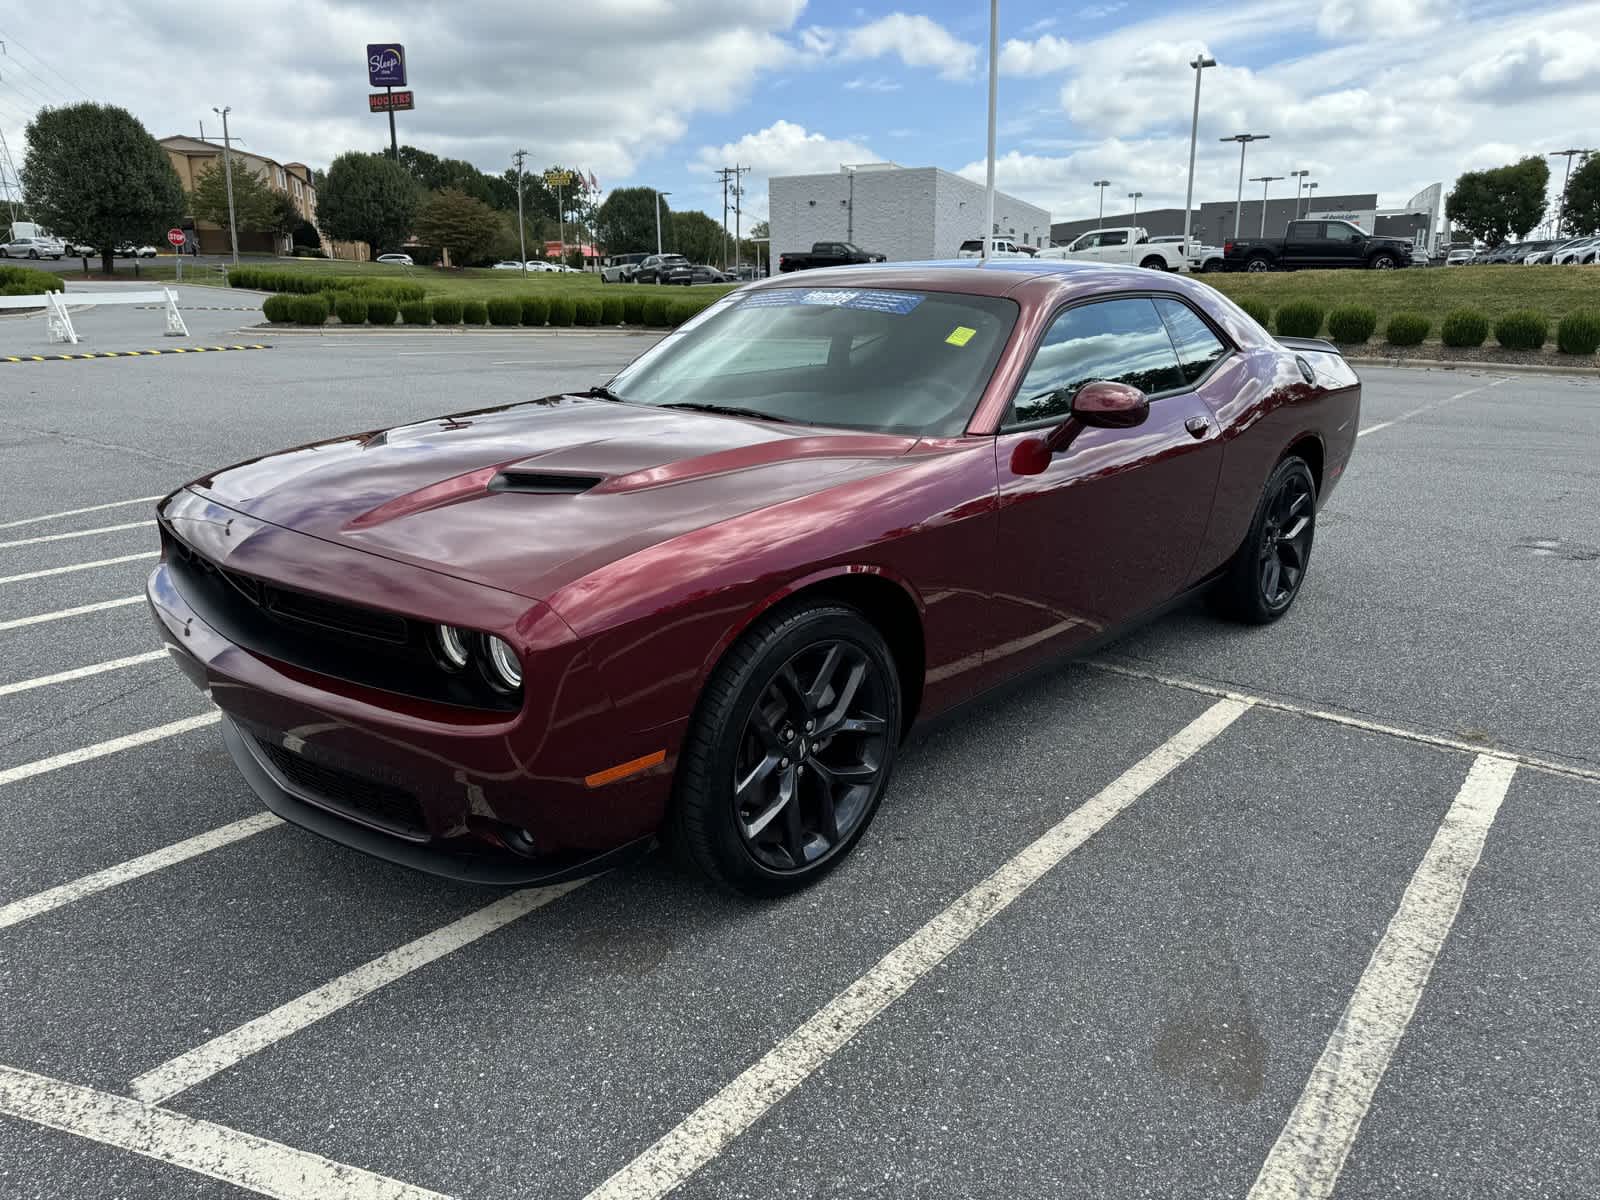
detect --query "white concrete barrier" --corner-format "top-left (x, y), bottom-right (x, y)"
top-left (0, 289), bottom-right (188, 344)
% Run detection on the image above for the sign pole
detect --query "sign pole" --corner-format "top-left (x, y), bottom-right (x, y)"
top-left (387, 87), bottom-right (397, 159)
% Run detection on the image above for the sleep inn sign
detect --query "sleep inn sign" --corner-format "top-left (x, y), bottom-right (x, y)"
top-left (367, 44), bottom-right (406, 88)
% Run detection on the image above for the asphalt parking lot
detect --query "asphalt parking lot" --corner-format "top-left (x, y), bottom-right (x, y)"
top-left (0, 310), bottom-right (1596, 1199)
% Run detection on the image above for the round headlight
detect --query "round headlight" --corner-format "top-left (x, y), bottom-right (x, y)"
top-left (435, 625), bottom-right (470, 670)
top-left (487, 637), bottom-right (522, 689)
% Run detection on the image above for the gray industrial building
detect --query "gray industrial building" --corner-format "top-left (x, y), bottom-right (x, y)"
top-left (769, 163), bottom-right (1051, 263)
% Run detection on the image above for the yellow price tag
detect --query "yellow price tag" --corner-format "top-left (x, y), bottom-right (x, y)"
top-left (945, 325), bottom-right (977, 347)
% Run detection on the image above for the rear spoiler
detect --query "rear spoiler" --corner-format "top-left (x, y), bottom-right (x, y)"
top-left (1275, 336), bottom-right (1342, 355)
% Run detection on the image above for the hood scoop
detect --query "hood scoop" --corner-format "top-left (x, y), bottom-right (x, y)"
top-left (489, 469), bottom-right (605, 495)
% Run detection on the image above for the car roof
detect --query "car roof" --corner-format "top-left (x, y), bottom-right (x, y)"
top-left (744, 258), bottom-right (1170, 298)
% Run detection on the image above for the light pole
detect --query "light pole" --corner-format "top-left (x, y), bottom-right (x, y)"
top-left (1182, 55), bottom-right (1216, 271)
top-left (1305, 181), bottom-right (1319, 217)
top-left (1128, 191), bottom-right (1143, 224)
top-left (1549, 149), bottom-right (1596, 237)
top-left (982, 0), bottom-right (998, 260)
top-left (1220, 133), bottom-right (1269, 240)
top-left (1250, 175), bottom-right (1284, 236)
top-left (1093, 180), bottom-right (1111, 230)
top-left (1289, 169), bottom-right (1309, 220)
top-left (212, 106), bottom-right (239, 265)
top-left (654, 190), bottom-right (670, 256)
top-left (512, 149), bottom-right (528, 272)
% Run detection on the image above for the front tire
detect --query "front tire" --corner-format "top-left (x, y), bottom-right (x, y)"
top-left (1212, 457), bottom-right (1316, 624)
top-left (671, 603), bottom-right (901, 896)
top-left (1140, 255), bottom-right (1168, 271)
top-left (1369, 253), bottom-right (1398, 270)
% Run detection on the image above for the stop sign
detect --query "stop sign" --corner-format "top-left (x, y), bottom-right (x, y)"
top-left (167, 228), bottom-right (186, 247)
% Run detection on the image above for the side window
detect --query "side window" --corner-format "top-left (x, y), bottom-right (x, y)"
top-left (1071, 233), bottom-right (1095, 251)
top-left (1287, 222), bottom-right (1317, 240)
top-left (1324, 223), bottom-right (1360, 243)
top-left (1102, 231), bottom-right (1129, 246)
top-left (1155, 298), bottom-right (1228, 384)
top-left (1011, 299), bottom-right (1187, 426)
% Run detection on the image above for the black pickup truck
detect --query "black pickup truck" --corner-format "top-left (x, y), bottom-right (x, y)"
top-left (777, 241), bottom-right (887, 273)
top-left (1224, 220), bottom-right (1413, 272)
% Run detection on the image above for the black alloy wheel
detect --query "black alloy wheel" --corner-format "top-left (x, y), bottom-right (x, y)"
top-left (1246, 255), bottom-right (1271, 273)
top-left (1371, 253), bottom-right (1398, 270)
top-left (1213, 456), bottom-right (1317, 624)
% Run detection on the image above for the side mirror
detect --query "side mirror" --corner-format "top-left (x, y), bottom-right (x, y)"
top-left (1009, 381), bottom-right (1150, 476)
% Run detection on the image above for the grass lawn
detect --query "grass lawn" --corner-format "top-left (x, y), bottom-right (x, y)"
top-left (1200, 264), bottom-right (1600, 327)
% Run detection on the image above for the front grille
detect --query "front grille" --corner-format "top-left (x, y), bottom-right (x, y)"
top-left (255, 735), bottom-right (427, 837)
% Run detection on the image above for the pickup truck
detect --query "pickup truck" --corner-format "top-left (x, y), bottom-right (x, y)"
top-left (1223, 219), bottom-right (1412, 272)
top-left (777, 241), bottom-right (886, 272)
top-left (955, 238), bottom-right (1033, 259)
top-left (1036, 227), bottom-right (1186, 271)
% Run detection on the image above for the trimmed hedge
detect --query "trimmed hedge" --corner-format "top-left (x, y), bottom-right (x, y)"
top-left (669, 299), bottom-right (710, 327)
top-left (1493, 309), bottom-right (1548, 350)
top-left (333, 295), bottom-right (369, 325)
top-left (1237, 298), bottom-right (1271, 328)
top-left (289, 294), bottom-right (329, 325)
top-left (1384, 313), bottom-right (1430, 347)
top-left (642, 295), bottom-right (672, 327)
top-left (601, 295), bottom-right (624, 325)
top-left (0, 264), bottom-right (64, 294)
top-left (486, 297), bottom-right (522, 326)
top-left (225, 265), bottom-right (425, 303)
top-left (1557, 309), bottom-right (1600, 355)
top-left (430, 297), bottom-right (463, 324)
top-left (461, 299), bottom-right (488, 325)
top-left (262, 294), bottom-right (295, 323)
top-left (622, 292), bottom-right (647, 325)
top-left (520, 295), bottom-right (549, 326)
top-left (1274, 300), bottom-right (1325, 338)
top-left (1326, 304), bottom-right (1377, 345)
top-left (548, 296), bottom-right (576, 327)
top-left (400, 300), bottom-right (432, 325)
top-left (574, 297), bottom-right (602, 326)
top-left (1440, 308), bottom-right (1489, 348)
top-left (366, 297), bottom-right (398, 326)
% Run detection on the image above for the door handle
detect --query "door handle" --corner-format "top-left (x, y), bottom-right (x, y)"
top-left (1185, 415), bottom-right (1211, 438)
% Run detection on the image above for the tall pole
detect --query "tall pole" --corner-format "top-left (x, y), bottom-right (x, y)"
top-left (213, 106), bottom-right (239, 265)
top-left (386, 88), bottom-right (397, 159)
top-left (1182, 55), bottom-right (1215, 271)
top-left (982, 0), bottom-right (997, 261)
top-left (557, 179), bottom-right (564, 265)
top-left (733, 164), bottom-right (748, 275)
top-left (1305, 181), bottom-right (1318, 218)
top-left (512, 149), bottom-right (527, 272)
top-left (1093, 180), bottom-right (1110, 230)
top-left (1128, 191), bottom-right (1142, 223)
top-left (1220, 133), bottom-right (1269, 240)
top-left (1250, 175), bottom-right (1283, 236)
top-left (1290, 169), bottom-right (1309, 220)
top-left (1549, 149), bottom-right (1596, 238)
top-left (654, 189), bottom-right (670, 256)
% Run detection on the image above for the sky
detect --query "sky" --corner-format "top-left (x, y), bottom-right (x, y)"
top-left (1, 0), bottom-right (1595, 233)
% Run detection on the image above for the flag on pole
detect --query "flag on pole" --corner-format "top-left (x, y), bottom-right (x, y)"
top-left (588, 170), bottom-right (598, 191)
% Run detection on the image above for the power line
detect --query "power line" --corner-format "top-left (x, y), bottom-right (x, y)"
top-left (0, 64), bottom-right (57, 113)
top-left (0, 31), bottom-right (92, 99)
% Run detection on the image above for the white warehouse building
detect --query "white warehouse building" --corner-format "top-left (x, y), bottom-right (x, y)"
top-left (768, 163), bottom-right (1051, 263)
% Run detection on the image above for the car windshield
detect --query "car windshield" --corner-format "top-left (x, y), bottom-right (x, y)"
top-left (605, 287), bottom-right (1019, 437)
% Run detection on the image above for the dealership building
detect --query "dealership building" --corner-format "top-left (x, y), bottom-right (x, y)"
top-left (769, 163), bottom-right (1051, 263)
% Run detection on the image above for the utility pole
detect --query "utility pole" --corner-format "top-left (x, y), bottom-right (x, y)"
top-left (715, 166), bottom-right (734, 267)
top-left (1549, 149), bottom-right (1596, 237)
top-left (0, 127), bottom-right (20, 224)
top-left (512, 149), bottom-right (528, 273)
top-left (1250, 175), bottom-right (1284, 235)
top-left (213, 106), bottom-right (239, 265)
top-left (1093, 180), bottom-right (1110, 230)
top-left (1220, 133), bottom-right (1269, 240)
top-left (731, 163), bottom-right (750, 275)
top-left (1182, 55), bottom-right (1216, 271)
top-left (1289, 169), bottom-right (1309, 220)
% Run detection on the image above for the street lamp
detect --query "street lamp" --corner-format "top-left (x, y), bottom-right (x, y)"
top-left (1305, 181), bottom-right (1319, 216)
top-left (1220, 133), bottom-right (1269, 240)
top-left (1549, 149), bottom-right (1596, 237)
top-left (1289, 169), bottom-right (1310, 220)
top-left (654, 190), bottom-right (671, 256)
top-left (211, 106), bottom-right (239, 265)
top-left (1128, 191), bottom-right (1143, 223)
top-left (1093, 179), bottom-right (1111, 230)
top-left (1250, 175), bottom-right (1284, 236)
top-left (1181, 55), bottom-right (1216, 271)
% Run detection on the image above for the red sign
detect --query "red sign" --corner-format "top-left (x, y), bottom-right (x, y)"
top-left (368, 90), bottom-right (415, 113)
top-left (167, 228), bottom-right (186, 247)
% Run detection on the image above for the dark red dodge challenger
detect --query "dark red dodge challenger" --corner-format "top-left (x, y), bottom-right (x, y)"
top-left (148, 261), bottom-right (1359, 895)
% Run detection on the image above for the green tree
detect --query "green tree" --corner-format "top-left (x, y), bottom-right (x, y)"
top-left (672, 209), bottom-right (724, 264)
top-left (596, 187), bottom-right (666, 254)
top-left (188, 161), bottom-right (277, 234)
top-left (21, 102), bottom-right (184, 274)
top-left (268, 191), bottom-right (303, 239)
top-left (1561, 155), bottom-right (1600, 237)
top-left (1446, 156), bottom-right (1551, 246)
top-left (413, 188), bottom-right (502, 265)
top-left (319, 151), bottom-right (418, 257)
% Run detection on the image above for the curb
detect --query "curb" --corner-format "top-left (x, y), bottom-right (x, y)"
top-left (1344, 354), bottom-right (1600, 378)
top-left (1, 344), bottom-right (271, 364)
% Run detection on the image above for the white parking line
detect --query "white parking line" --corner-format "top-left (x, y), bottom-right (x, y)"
top-left (0, 712), bottom-right (219, 788)
top-left (0, 650), bottom-right (168, 697)
top-left (0, 813), bottom-right (281, 930)
top-left (0, 496), bottom-right (162, 530)
top-left (0, 520), bottom-right (154, 550)
top-left (582, 697), bottom-right (1252, 1200)
top-left (1248, 753), bottom-right (1517, 1200)
top-left (0, 1063), bottom-right (452, 1200)
top-left (0, 551), bottom-right (157, 586)
top-left (0, 595), bottom-right (144, 632)
top-left (130, 877), bottom-right (593, 1104)
top-left (1357, 377), bottom-right (1509, 437)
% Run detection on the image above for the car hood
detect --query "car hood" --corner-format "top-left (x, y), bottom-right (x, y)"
top-left (187, 395), bottom-right (923, 599)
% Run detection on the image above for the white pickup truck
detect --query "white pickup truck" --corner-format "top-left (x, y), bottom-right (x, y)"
top-left (1038, 226), bottom-right (1186, 271)
top-left (955, 238), bottom-right (1034, 259)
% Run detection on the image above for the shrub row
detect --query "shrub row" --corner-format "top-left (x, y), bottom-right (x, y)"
top-left (1230, 295), bottom-right (1600, 355)
top-left (0, 264), bottom-right (65, 296)
top-left (228, 265), bottom-right (424, 303)
top-left (263, 291), bottom-right (712, 329)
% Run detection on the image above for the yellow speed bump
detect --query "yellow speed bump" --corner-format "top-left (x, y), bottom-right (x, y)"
top-left (1, 344), bottom-right (271, 364)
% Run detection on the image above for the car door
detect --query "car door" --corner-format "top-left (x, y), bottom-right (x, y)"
top-left (990, 296), bottom-right (1225, 669)
top-left (1094, 229), bottom-right (1131, 264)
top-left (1281, 221), bottom-right (1323, 268)
top-left (1319, 221), bottom-right (1365, 267)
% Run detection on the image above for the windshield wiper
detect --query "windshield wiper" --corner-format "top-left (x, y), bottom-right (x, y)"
top-left (584, 385), bottom-right (625, 402)
top-left (658, 402), bottom-right (796, 424)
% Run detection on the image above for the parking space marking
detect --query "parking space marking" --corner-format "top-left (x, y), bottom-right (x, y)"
top-left (0, 344), bottom-right (272, 365)
top-left (0, 551), bottom-right (156, 586)
top-left (583, 697), bottom-right (1251, 1200)
top-left (0, 596), bottom-right (144, 632)
top-left (0, 813), bottom-right (281, 931)
top-left (0, 1063), bottom-right (452, 1200)
top-left (129, 877), bottom-right (593, 1104)
top-left (0, 497), bottom-right (162, 531)
top-left (0, 712), bottom-right (219, 788)
top-left (0, 649), bottom-right (167, 697)
top-left (1357, 376), bottom-right (1509, 437)
top-left (1248, 754), bottom-right (1518, 1200)
top-left (1089, 659), bottom-right (1600, 785)
top-left (0, 520), bottom-right (154, 550)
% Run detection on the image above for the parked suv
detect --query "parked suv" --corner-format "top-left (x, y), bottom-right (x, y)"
top-left (601, 252), bottom-right (649, 283)
top-left (633, 253), bottom-right (693, 284)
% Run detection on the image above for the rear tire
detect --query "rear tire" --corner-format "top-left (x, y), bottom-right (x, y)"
top-left (670, 602), bottom-right (901, 896)
top-left (1245, 254), bottom-right (1272, 273)
top-left (1211, 457), bottom-right (1317, 625)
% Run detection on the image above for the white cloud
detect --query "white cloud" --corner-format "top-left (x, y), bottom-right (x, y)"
top-left (999, 35), bottom-right (1074, 77)
top-left (1024, 16), bottom-right (1059, 33)
top-left (1457, 29), bottom-right (1600, 99)
top-left (694, 121), bottom-right (881, 219)
top-left (1317, 0), bottom-right (1450, 39)
top-left (1078, 2), bottom-right (1127, 18)
top-left (840, 13), bottom-right (978, 80)
top-left (843, 76), bottom-right (903, 92)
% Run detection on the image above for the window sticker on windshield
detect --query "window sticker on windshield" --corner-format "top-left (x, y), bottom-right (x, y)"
top-left (945, 325), bottom-right (977, 347)
top-left (740, 289), bottom-right (925, 315)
